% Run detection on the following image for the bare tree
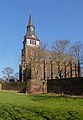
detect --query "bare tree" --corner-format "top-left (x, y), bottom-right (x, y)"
top-left (51, 40), bottom-right (71, 78)
top-left (13, 72), bottom-right (19, 81)
top-left (2, 67), bottom-right (14, 82)
top-left (70, 41), bottom-right (83, 63)
top-left (22, 42), bottom-right (48, 80)
top-left (51, 39), bottom-right (70, 54)
top-left (31, 42), bottom-right (48, 79)
top-left (51, 39), bottom-right (70, 62)
top-left (51, 39), bottom-right (78, 78)
top-left (27, 42), bottom-right (48, 62)
top-left (70, 41), bottom-right (83, 77)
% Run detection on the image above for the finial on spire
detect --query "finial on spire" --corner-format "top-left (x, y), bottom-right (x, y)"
top-left (29, 10), bottom-right (31, 15)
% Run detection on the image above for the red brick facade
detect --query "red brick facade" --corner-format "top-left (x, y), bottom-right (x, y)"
top-left (19, 14), bottom-right (79, 94)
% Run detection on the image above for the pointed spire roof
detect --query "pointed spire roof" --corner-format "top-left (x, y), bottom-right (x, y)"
top-left (28, 13), bottom-right (34, 27)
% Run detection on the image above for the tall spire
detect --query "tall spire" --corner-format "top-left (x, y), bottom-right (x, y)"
top-left (26, 13), bottom-right (35, 35)
top-left (28, 13), bottom-right (34, 27)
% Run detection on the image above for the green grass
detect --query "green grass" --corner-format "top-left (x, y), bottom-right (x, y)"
top-left (0, 91), bottom-right (83, 120)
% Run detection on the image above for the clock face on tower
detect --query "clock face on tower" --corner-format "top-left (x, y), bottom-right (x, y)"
top-left (30, 26), bottom-right (34, 31)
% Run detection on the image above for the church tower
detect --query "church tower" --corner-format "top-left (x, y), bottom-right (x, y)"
top-left (24, 14), bottom-right (40, 46)
top-left (19, 14), bottom-right (40, 81)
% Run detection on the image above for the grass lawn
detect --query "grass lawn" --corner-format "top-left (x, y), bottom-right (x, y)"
top-left (0, 91), bottom-right (83, 120)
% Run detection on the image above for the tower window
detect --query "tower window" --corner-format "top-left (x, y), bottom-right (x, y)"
top-left (30, 39), bottom-right (36, 45)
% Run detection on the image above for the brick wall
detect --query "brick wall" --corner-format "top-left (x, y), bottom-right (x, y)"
top-left (2, 82), bottom-right (26, 92)
top-left (2, 78), bottom-right (83, 95)
top-left (2, 80), bottom-right (47, 94)
top-left (47, 77), bottom-right (83, 95)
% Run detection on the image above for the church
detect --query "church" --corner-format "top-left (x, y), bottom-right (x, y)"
top-left (19, 14), bottom-right (79, 93)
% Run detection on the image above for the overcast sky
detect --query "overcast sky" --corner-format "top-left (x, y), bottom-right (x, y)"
top-left (0, 0), bottom-right (83, 77)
